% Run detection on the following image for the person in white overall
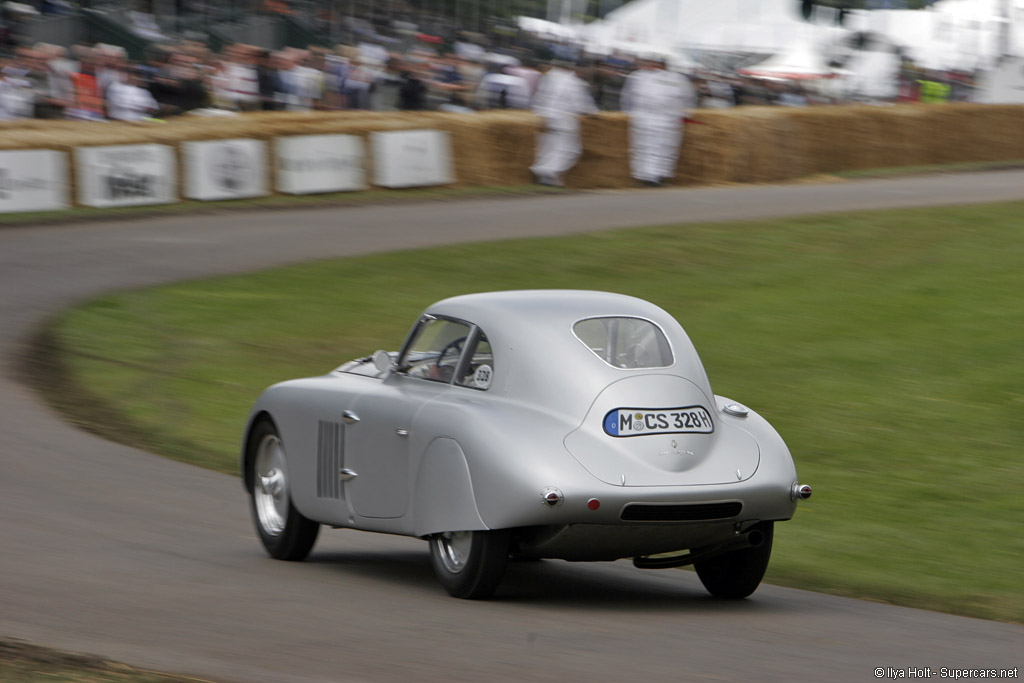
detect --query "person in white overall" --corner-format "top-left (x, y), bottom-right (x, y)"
top-left (529, 61), bottom-right (598, 187)
top-left (620, 57), bottom-right (696, 186)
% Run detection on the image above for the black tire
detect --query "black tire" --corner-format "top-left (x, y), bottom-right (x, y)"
top-left (429, 530), bottom-right (511, 599)
top-left (246, 418), bottom-right (319, 561)
top-left (694, 521), bottom-right (774, 599)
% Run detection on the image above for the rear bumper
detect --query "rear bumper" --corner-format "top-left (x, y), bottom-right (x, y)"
top-left (487, 474), bottom-right (799, 532)
top-left (502, 475), bottom-right (800, 560)
top-left (514, 521), bottom-right (749, 561)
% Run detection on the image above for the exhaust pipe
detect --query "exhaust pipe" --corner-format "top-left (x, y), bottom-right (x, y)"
top-left (634, 529), bottom-right (764, 570)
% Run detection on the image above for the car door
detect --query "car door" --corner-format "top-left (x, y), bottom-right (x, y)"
top-left (343, 377), bottom-right (442, 519)
top-left (343, 316), bottom-right (473, 520)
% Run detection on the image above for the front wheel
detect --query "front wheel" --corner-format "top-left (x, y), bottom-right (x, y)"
top-left (429, 530), bottom-right (510, 599)
top-left (694, 521), bottom-right (774, 599)
top-left (247, 418), bottom-right (319, 561)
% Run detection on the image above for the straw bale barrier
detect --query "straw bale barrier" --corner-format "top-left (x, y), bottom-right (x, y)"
top-left (1, 104), bottom-right (1023, 206)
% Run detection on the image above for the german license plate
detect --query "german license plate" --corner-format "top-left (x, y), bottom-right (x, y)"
top-left (603, 406), bottom-right (714, 437)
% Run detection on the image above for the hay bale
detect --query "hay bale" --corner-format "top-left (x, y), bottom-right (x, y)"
top-left (784, 106), bottom-right (854, 174)
top-left (720, 107), bottom-right (810, 183)
top-left (437, 110), bottom-right (537, 187)
top-left (675, 109), bottom-right (743, 185)
top-left (938, 103), bottom-right (1024, 163)
top-left (3, 105), bottom-right (1024, 205)
top-left (917, 105), bottom-right (977, 165)
top-left (861, 105), bottom-right (921, 168)
top-left (837, 105), bottom-right (897, 170)
top-left (981, 105), bottom-right (1024, 160)
top-left (572, 112), bottom-right (630, 189)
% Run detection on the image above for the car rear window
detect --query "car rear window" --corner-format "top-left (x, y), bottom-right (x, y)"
top-left (573, 317), bottom-right (673, 369)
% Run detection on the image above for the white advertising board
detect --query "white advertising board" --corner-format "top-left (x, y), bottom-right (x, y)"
top-left (372, 130), bottom-right (455, 188)
top-left (0, 150), bottom-right (68, 213)
top-left (183, 138), bottom-right (268, 201)
top-left (75, 144), bottom-right (177, 208)
top-left (275, 134), bottom-right (366, 195)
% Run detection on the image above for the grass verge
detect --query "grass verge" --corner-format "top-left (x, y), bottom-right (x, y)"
top-left (0, 184), bottom-right (565, 228)
top-left (0, 639), bottom-right (216, 682)
top-left (38, 200), bottom-right (1024, 623)
top-left (829, 158), bottom-right (1024, 180)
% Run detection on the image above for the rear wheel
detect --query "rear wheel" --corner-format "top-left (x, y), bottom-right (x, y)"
top-left (694, 521), bottom-right (774, 599)
top-left (429, 530), bottom-right (510, 599)
top-left (247, 418), bottom-right (319, 561)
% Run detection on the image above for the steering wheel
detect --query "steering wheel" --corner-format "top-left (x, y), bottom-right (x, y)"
top-left (431, 337), bottom-right (466, 382)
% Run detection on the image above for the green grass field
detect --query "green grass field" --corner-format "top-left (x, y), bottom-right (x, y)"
top-left (45, 200), bottom-right (1024, 623)
top-left (0, 639), bottom-right (213, 683)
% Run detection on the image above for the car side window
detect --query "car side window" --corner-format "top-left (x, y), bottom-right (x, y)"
top-left (573, 317), bottom-right (673, 369)
top-left (455, 333), bottom-right (494, 390)
top-left (401, 318), bottom-right (472, 383)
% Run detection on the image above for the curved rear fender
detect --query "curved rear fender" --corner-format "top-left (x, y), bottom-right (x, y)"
top-left (411, 438), bottom-right (487, 537)
top-left (415, 398), bottom-right (594, 530)
top-left (716, 395), bottom-right (798, 483)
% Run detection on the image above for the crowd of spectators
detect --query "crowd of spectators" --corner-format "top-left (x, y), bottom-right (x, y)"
top-left (0, 18), bottom-right (978, 122)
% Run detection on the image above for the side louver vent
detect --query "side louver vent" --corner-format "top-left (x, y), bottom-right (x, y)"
top-left (317, 420), bottom-right (344, 499)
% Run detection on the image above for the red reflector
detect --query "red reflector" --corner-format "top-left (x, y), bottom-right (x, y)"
top-left (587, 498), bottom-right (600, 511)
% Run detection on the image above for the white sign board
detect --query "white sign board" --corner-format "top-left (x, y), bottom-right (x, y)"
top-left (75, 144), bottom-right (177, 208)
top-left (0, 150), bottom-right (68, 213)
top-left (372, 130), bottom-right (455, 189)
top-left (183, 138), bottom-right (268, 201)
top-left (275, 134), bottom-right (366, 195)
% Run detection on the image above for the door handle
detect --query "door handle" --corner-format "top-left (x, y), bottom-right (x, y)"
top-left (342, 410), bottom-right (360, 425)
top-left (339, 468), bottom-right (358, 481)
top-left (395, 428), bottom-right (409, 437)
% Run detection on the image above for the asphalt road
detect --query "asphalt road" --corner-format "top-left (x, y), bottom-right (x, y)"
top-left (2, 173), bottom-right (1023, 683)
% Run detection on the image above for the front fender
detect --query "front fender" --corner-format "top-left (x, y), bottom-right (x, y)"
top-left (241, 407), bottom-right (275, 492)
top-left (411, 437), bottom-right (487, 537)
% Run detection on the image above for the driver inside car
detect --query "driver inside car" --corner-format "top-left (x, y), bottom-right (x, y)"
top-left (403, 318), bottom-right (468, 382)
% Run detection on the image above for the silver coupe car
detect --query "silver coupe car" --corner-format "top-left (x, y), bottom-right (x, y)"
top-left (242, 290), bottom-right (811, 599)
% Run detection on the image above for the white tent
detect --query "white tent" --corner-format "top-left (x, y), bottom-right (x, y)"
top-left (517, 16), bottom-right (582, 41)
top-left (844, 0), bottom-right (1024, 71)
top-left (840, 46), bottom-right (902, 99)
top-left (976, 56), bottom-right (1024, 102)
top-left (580, 0), bottom-right (1024, 73)
top-left (739, 39), bottom-right (837, 79)
top-left (582, 0), bottom-right (846, 57)
top-left (584, 38), bottom-right (700, 70)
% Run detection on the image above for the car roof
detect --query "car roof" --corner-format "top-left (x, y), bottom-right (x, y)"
top-left (424, 290), bottom-right (714, 408)
top-left (427, 290), bottom-right (671, 330)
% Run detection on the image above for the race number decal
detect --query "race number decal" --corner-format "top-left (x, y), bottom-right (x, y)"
top-left (603, 406), bottom-right (713, 437)
top-left (472, 364), bottom-right (493, 389)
